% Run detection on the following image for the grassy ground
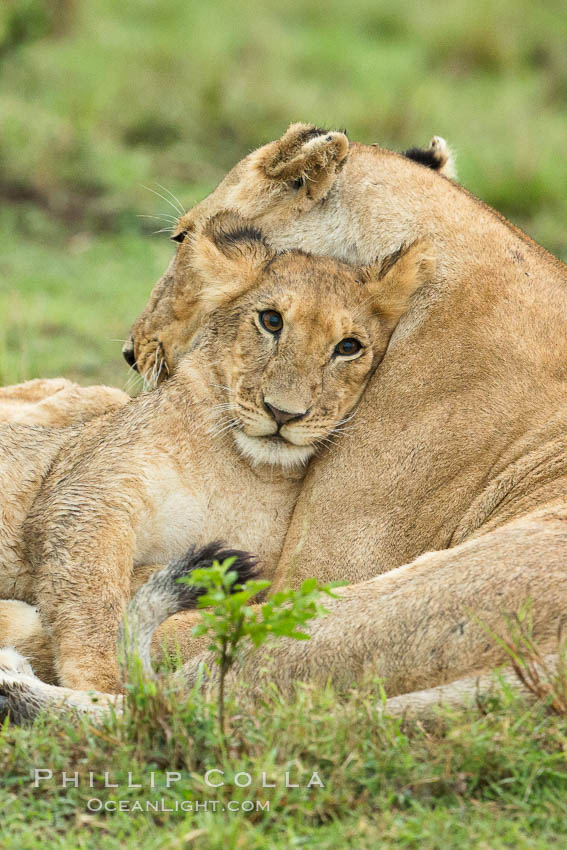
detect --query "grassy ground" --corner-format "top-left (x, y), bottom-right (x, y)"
top-left (2, 676), bottom-right (567, 849)
top-left (2, 0), bottom-right (567, 845)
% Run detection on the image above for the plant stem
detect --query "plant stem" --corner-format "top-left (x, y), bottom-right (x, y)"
top-left (219, 638), bottom-right (227, 741)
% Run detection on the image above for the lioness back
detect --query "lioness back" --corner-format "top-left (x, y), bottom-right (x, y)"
top-left (0, 378), bottom-right (129, 427)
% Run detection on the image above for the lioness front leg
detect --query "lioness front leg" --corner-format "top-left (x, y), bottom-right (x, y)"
top-left (34, 516), bottom-right (136, 692)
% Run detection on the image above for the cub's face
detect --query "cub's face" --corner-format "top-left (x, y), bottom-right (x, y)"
top-left (189, 212), bottom-right (435, 469)
top-left (220, 254), bottom-right (383, 468)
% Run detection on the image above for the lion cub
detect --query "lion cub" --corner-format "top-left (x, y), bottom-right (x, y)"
top-left (0, 211), bottom-right (434, 692)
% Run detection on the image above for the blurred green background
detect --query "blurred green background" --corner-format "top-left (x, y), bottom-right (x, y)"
top-left (1, 0), bottom-right (566, 389)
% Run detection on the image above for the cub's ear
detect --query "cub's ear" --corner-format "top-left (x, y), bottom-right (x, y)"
top-left (361, 240), bottom-right (437, 325)
top-left (257, 123), bottom-right (349, 202)
top-left (191, 210), bottom-right (274, 311)
top-left (403, 136), bottom-right (457, 180)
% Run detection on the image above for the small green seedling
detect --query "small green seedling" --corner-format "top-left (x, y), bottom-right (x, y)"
top-left (180, 557), bottom-right (340, 738)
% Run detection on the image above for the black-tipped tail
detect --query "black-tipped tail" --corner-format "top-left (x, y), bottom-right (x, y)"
top-left (0, 693), bottom-right (10, 722)
top-left (118, 542), bottom-right (259, 677)
top-left (165, 540), bottom-right (259, 609)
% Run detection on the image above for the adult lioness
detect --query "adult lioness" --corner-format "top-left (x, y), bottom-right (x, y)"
top-left (0, 210), bottom-right (432, 692)
top-left (122, 124), bottom-right (567, 702)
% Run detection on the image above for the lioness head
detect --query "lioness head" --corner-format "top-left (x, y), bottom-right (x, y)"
top-left (184, 211), bottom-right (435, 468)
top-left (124, 124), bottom-right (454, 385)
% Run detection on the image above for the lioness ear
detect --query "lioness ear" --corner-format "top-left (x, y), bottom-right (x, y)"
top-left (361, 240), bottom-right (437, 324)
top-left (403, 136), bottom-right (457, 180)
top-left (257, 123), bottom-right (349, 202)
top-left (191, 211), bottom-right (273, 311)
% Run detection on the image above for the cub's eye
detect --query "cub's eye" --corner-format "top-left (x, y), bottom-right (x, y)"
top-left (259, 310), bottom-right (283, 334)
top-left (334, 338), bottom-right (362, 357)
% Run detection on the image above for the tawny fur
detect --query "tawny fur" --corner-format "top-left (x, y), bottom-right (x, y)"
top-left (4, 125), bottom-right (567, 716)
top-left (0, 210), bottom-right (428, 692)
top-left (0, 378), bottom-right (128, 426)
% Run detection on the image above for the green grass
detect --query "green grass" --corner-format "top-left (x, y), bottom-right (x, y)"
top-left (2, 677), bottom-right (567, 849)
top-left (2, 0), bottom-right (567, 251)
top-left (0, 205), bottom-right (171, 388)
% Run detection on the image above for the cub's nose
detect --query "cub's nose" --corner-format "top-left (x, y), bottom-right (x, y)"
top-left (122, 337), bottom-right (138, 370)
top-left (263, 399), bottom-right (309, 426)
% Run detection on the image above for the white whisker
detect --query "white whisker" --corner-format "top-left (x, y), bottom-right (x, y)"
top-left (137, 213), bottom-right (178, 223)
top-left (317, 436), bottom-right (339, 448)
top-left (154, 183), bottom-right (186, 216)
top-left (208, 413), bottom-right (233, 427)
top-left (206, 413), bottom-right (237, 436)
top-left (141, 185), bottom-right (185, 217)
top-left (335, 411), bottom-right (358, 426)
top-left (123, 366), bottom-right (144, 394)
top-left (209, 419), bottom-right (240, 439)
top-left (328, 427), bottom-right (353, 438)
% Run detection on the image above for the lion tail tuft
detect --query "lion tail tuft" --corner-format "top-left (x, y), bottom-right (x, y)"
top-left (118, 541), bottom-right (259, 677)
